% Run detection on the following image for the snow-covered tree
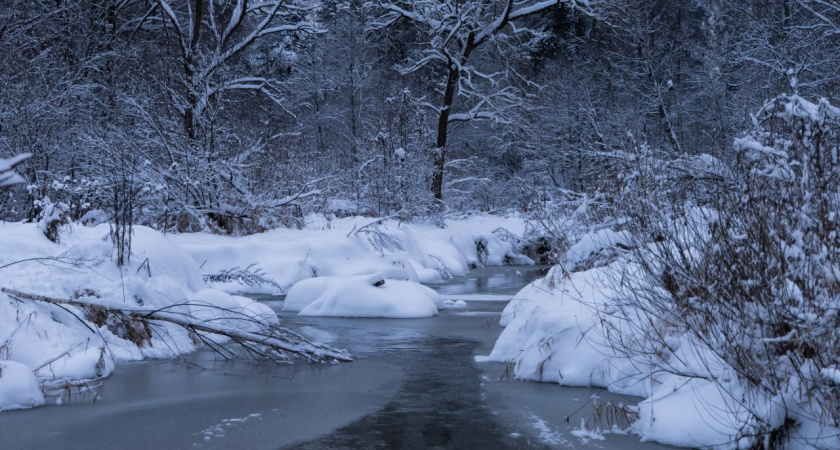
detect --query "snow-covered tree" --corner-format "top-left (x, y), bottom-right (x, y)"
top-left (129, 0), bottom-right (319, 141)
top-left (370, 0), bottom-right (601, 203)
top-left (115, 0), bottom-right (327, 232)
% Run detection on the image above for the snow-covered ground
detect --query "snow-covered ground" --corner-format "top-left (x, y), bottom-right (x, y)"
top-left (172, 214), bottom-right (530, 318)
top-left (0, 214), bottom-right (530, 412)
top-left (171, 213), bottom-right (530, 292)
top-left (0, 222), bottom-right (284, 411)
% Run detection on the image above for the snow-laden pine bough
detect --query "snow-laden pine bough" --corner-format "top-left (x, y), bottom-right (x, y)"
top-left (1, 288), bottom-right (352, 365)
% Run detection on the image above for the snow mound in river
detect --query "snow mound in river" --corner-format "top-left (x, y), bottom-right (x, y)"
top-left (284, 269), bottom-right (442, 318)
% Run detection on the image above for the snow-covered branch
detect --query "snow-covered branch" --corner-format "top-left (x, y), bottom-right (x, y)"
top-left (1, 288), bottom-right (352, 364)
top-left (0, 153), bottom-right (32, 188)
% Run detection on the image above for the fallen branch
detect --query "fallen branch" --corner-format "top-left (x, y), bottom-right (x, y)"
top-left (1, 288), bottom-right (352, 364)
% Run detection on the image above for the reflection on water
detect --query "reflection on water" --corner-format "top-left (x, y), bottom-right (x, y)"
top-left (292, 336), bottom-right (523, 450)
top-left (427, 265), bottom-right (550, 296)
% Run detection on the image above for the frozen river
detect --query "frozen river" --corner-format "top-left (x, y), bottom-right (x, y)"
top-left (0, 266), bottom-right (675, 449)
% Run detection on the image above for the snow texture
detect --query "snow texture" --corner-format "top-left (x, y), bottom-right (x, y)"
top-left (0, 153), bottom-right (31, 188)
top-left (0, 223), bottom-right (315, 411)
top-left (284, 271), bottom-right (442, 318)
top-left (0, 361), bottom-right (45, 411)
top-left (564, 228), bottom-right (631, 270)
top-left (172, 214), bottom-right (529, 293)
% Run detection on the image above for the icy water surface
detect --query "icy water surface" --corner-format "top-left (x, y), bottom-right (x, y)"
top-left (0, 265), bottom-right (675, 449)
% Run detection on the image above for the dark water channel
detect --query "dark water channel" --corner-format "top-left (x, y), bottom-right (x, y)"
top-left (0, 266), bottom-right (673, 449)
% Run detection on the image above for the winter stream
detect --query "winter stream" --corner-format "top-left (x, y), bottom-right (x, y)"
top-left (0, 266), bottom-right (674, 449)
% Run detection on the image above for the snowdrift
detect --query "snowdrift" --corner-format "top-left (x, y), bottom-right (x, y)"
top-left (284, 270), bottom-right (442, 318)
top-left (0, 223), bottom-right (337, 410)
top-left (481, 260), bottom-right (840, 449)
top-left (171, 214), bottom-right (531, 294)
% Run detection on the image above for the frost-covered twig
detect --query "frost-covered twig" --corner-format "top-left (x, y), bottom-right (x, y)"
top-left (350, 218), bottom-right (404, 255)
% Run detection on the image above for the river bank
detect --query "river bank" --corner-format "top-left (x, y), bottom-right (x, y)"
top-left (0, 266), bottom-right (673, 449)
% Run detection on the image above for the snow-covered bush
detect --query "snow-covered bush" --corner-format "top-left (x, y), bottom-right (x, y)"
top-left (525, 189), bottom-right (615, 262)
top-left (613, 93), bottom-right (840, 448)
top-left (34, 196), bottom-right (69, 243)
top-left (522, 139), bottom-right (727, 269)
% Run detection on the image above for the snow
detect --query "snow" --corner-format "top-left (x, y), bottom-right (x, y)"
top-left (0, 214), bottom-right (530, 412)
top-left (0, 222), bottom-right (309, 411)
top-left (479, 262), bottom-right (779, 448)
top-left (0, 361), bottom-right (44, 411)
top-left (571, 418), bottom-right (605, 442)
top-left (526, 412), bottom-right (571, 446)
top-left (201, 413), bottom-right (263, 442)
top-left (443, 299), bottom-right (467, 308)
top-left (822, 367), bottom-right (840, 386)
top-left (442, 293), bottom-right (511, 302)
top-left (171, 214), bottom-right (529, 294)
top-left (283, 271), bottom-right (442, 318)
top-left (488, 265), bottom-right (643, 393)
top-left (189, 289), bottom-right (280, 333)
top-left (564, 228), bottom-right (631, 270)
top-left (0, 153), bottom-right (31, 188)
top-left (634, 376), bottom-right (752, 448)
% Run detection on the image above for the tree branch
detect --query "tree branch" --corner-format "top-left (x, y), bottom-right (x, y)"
top-left (1, 288), bottom-right (352, 364)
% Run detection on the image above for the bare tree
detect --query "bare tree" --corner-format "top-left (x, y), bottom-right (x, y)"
top-left (121, 0), bottom-right (324, 231)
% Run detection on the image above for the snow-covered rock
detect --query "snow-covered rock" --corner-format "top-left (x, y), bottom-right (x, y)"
top-left (284, 270), bottom-right (441, 318)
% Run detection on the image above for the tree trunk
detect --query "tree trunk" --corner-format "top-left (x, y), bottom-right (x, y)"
top-left (432, 65), bottom-right (460, 202)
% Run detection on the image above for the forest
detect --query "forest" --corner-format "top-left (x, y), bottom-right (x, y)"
top-left (3, 0), bottom-right (836, 232)
top-left (2, 0), bottom-right (840, 448)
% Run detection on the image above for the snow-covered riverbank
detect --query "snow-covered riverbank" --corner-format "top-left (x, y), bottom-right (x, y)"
top-left (0, 266), bottom-right (670, 450)
top-left (0, 214), bottom-right (530, 412)
top-left (170, 213), bottom-right (531, 292)
top-left (480, 260), bottom-right (840, 449)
